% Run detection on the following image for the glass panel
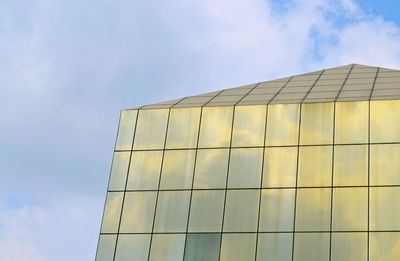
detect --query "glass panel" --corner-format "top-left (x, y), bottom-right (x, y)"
top-left (188, 190), bottom-right (224, 232)
top-left (149, 234), bottom-right (185, 261)
top-left (331, 233), bottom-right (367, 261)
top-left (154, 191), bottom-right (191, 232)
top-left (332, 188), bottom-right (367, 231)
top-left (293, 233), bottom-right (330, 261)
top-left (193, 149), bottom-right (229, 189)
top-left (371, 100), bottom-right (400, 143)
top-left (257, 233), bottom-right (292, 261)
top-left (160, 150), bottom-right (196, 189)
top-left (101, 192), bottom-right (124, 233)
top-left (371, 144), bottom-right (400, 185)
top-left (231, 105), bottom-right (266, 147)
top-left (335, 101), bottom-right (368, 144)
top-left (223, 190), bottom-right (259, 232)
top-left (133, 109), bottom-right (169, 150)
top-left (370, 187), bottom-right (400, 230)
top-left (300, 102), bottom-right (334, 145)
top-left (298, 146), bottom-right (332, 187)
top-left (119, 191), bottom-right (157, 233)
top-left (166, 108), bottom-right (201, 149)
top-left (370, 232), bottom-right (400, 261)
top-left (126, 151), bottom-right (163, 190)
top-left (263, 147), bottom-right (297, 187)
top-left (108, 152), bottom-right (130, 190)
top-left (115, 110), bottom-right (137, 150)
top-left (266, 104), bottom-right (300, 146)
top-left (334, 145), bottom-right (368, 186)
top-left (114, 234), bottom-right (150, 261)
top-left (96, 235), bottom-right (117, 261)
top-left (228, 148), bottom-right (263, 188)
top-left (259, 189), bottom-right (295, 231)
top-left (184, 233), bottom-right (221, 261)
top-left (220, 234), bottom-right (256, 261)
top-left (295, 188), bottom-right (331, 231)
top-left (198, 106), bottom-right (233, 148)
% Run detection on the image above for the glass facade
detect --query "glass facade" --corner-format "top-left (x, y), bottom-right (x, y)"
top-left (96, 64), bottom-right (400, 260)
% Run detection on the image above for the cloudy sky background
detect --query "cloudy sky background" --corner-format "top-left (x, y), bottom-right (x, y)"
top-left (1, 0), bottom-right (400, 260)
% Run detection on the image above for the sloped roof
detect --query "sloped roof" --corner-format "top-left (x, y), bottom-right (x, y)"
top-left (132, 64), bottom-right (400, 109)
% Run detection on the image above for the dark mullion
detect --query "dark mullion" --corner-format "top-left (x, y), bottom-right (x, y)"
top-left (329, 101), bottom-right (337, 261)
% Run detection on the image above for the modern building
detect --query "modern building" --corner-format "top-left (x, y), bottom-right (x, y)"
top-left (95, 64), bottom-right (400, 261)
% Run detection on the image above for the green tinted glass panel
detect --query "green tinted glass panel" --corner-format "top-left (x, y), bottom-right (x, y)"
top-left (149, 234), bottom-right (185, 261)
top-left (298, 146), bottom-right (332, 187)
top-left (334, 145), bottom-right (368, 186)
top-left (101, 192), bottom-right (123, 233)
top-left (331, 233), bottom-right (367, 261)
top-left (293, 233), bottom-right (330, 261)
top-left (114, 234), bottom-right (150, 261)
top-left (370, 187), bottom-right (400, 230)
top-left (257, 233), bottom-right (292, 261)
top-left (266, 104), bottom-right (300, 146)
top-left (184, 233), bottom-right (221, 261)
top-left (228, 148), bottom-right (263, 188)
top-left (335, 101), bottom-right (368, 144)
top-left (96, 235), bottom-right (117, 261)
top-left (133, 109), bottom-right (169, 149)
top-left (198, 106), bottom-right (233, 148)
top-left (108, 152), bottom-right (130, 190)
top-left (263, 147), bottom-right (297, 187)
top-left (115, 110), bottom-right (137, 150)
top-left (371, 100), bottom-right (400, 143)
top-left (300, 102), bottom-right (334, 145)
top-left (232, 105), bottom-right (266, 147)
top-left (160, 150), bottom-right (196, 189)
top-left (370, 232), bottom-right (400, 261)
top-left (220, 234), bottom-right (256, 261)
top-left (193, 149), bottom-right (229, 189)
top-left (166, 108), bottom-right (201, 149)
top-left (126, 151), bottom-right (163, 190)
top-left (371, 144), bottom-right (400, 185)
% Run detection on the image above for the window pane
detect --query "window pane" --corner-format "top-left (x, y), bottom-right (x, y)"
top-left (331, 233), bottom-right (367, 261)
top-left (184, 233), bottom-right (221, 261)
top-left (149, 234), bottom-right (185, 261)
top-left (371, 100), bottom-right (400, 143)
top-left (96, 235), bottom-right (117, 261)
top-left (119, 191), bottom-right (157, 233)
top-left (266, 104), bottom-right (300, 146)
top-left (220, 234), bottom-right (256, 261)
top-left (223, 190), bottom-right (259, 232)
top-left (101, 192), bottom-right (123, 233)
top-left (370, 187), bottom-right (400, 230)
top-left (293, 233), bottom-right (329, 261)
top-left (300, 102), bottom-right (334, 145)
top-left (371, 144), bottom-right (400, 185)
top-left (193, 149), bottom-right (229, 189)
top-left (114, 234), bottom-right (150, 261)
top-left (263, 147), bottom-right (297, 187)
top-left (198, 106), bottom-right (233, 148)
top-left (126, 151), bottom-right (163, 190)
top-left (154, 191), bottom-right (190, 232)
top-left (334, 145), bottom-right (368, 186)
top-left (108, 152), bottom-right (130, 190)
top-left (166, 108), bottom-right (201, 149)
top-left (259, 189), bottom-right (295, 231)
top-left (335, 101), bottom-right (368, 144)
top-left (370, 232), bottom-right (400, 261)
top-left (298, 146), bottom-right (332, 187)
top-left (295, 188), bottom-right (331, 231)
top-left (115, 110), bottom-right (137, 150)
top-left (133, 109), bottom-right (169, 150)
top-left (332, 188), bottom-right (367, 231)
top-left (160, 150), bottom-right (196, 189)
top-left (228, 148), bottom-right (263, 188)
top-left (188, 190), bottom-right (224, 232)
top-left (257, 233), bottom-right (292, 261)
top-left (232, 105), bottom-right (266, 147)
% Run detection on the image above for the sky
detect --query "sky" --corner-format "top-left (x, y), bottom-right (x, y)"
top-left (0, 0), bottom-right (400, 260)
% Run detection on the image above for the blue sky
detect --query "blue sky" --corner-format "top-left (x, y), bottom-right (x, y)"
top-left (0, 0), bottom-right (400, 260)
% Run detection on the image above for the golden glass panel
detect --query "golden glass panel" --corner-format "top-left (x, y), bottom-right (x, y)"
top-left (119, 191), bottom-right (157, 233)
top-left (298, 146), bottom-right (332, 187)
top-left (188, 190), bottom-right (224, 232)
top-left (335, 101), bottom-right (368, 144)
top-left (263, 147), bottom-right (297, 187)
top-left (231, 105), bottom-right (266, 147)
top-left (228, 148), bottom-right (263, 188)
top-left (96, 235), bottom-right (117, 261)
top-left (334, 145), bottom-right (368, 186)
top-left (257, 233), bottom-right (292, 261)
top-left (331, 233), bottom-right (367, 261)
top-left (293, 233), bottom-right (330, 261)
top-left (184, 233), bottom-right (221, 261)
top-left (193, 149), bottom-right (229, 189)
top-left (266, 104), bottom-right (300, 146)
top-left (126, 151), bottom-right (163, 190)
top-left (160, 150), bottom-right (196, 189)
top-left (101, 192), bottom-right (123, 233)
top-left (370, 232), bottom-right (400, 261)
top-left (259, 189), bottom-right (295, 231)
top-left (300, 102), bottom-right (334, 145)
top-left (114, 234), bottom-right (150, 261)
top-left (115, 110), bottom-right (137, 150)
top-left (198, 106), bottom-right (233, 148)
top-left (108, 152), bottom-right (130, 190)
top-left (149, 234), bottom-right (185, 261)
top-left (371, 100), bottom-right (400, 143)
top-left (370, 187), bottom-right (400, 230)
top-left (371, 144), bottom-right (400, 185)
top-left (220, 234), bottom-right (256, 261)
top-left (133, 109), bottom-right (169, 150)
top-left (332, 188), bottom-right (368, 231)
top-left (165, 107), bottom-right (201, 149)
top-left (295, 188), bottom-right (331, 231)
